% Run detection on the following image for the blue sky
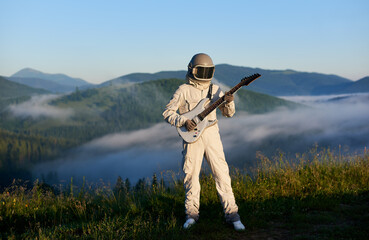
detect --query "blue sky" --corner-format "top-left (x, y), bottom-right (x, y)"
top-left (1, 0), bottom-right (368, 84)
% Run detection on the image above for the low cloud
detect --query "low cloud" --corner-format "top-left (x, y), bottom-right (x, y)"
top-left (219, 94), bottom-right (369, 163)
top-left (82, 123), bottom-right (180, 153)
top-left (8, 94), bottom-right (73, 120)
top-left (33, 122), bottom-right (183, 184)
top-left (33, 93), bottom-right (369, 185)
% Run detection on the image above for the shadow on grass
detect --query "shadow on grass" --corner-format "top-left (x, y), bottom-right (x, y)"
top-left (141, 190), bottom-right (369, 240)
top-left (165, 191), bottom-right (369, 240)
top-left (234, 191), bottom-right (369, 240)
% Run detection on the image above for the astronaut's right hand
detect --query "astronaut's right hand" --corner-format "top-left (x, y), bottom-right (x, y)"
top-left (185, 119), bottom-right (197, 131)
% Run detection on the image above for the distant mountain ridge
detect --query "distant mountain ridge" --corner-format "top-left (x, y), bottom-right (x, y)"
top-left (100, 71), bottom-right (187, 87)
top-left (8, 77), bottom-right (77, 93)
top-left (103, 64), bottom-right (367, 96)
top-left (335, 76), bottom-right (369, 94)
top-left (214, 64), bottom-right (353, 96)
top-left (10, 68), bottom-right (93, 89)
top-left (7, 65), bottom-right (369, 96)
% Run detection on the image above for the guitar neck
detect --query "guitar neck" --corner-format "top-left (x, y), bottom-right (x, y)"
top-left (197, 74), bottom-right (260, 121)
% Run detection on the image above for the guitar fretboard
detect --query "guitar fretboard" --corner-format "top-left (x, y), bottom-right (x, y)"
top-left (197, 73), bottom-right (261, 121)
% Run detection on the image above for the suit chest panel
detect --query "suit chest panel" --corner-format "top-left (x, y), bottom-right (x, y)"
top-left (179, 86), bottom-right (216, 116)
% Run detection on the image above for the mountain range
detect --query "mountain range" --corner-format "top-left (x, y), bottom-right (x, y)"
top-left (106, 65), bottom-right (369, 96)
top-left (7, 68), bottom-right (93, 93)
top-left (3, 65), bottom-right (369, 96)
top-left (335, 76), bottom-right (369, 94)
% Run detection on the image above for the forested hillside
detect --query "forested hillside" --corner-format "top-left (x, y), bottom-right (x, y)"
top-left (1, 78), bottom-right (298, 140)
top-left (0, 76), bottom-right (49, 110)
top-left (53, 78), bottom-right (300, 139)
top-left (0, 76), bottom-right (48, 100)
top-left (0, 77), bottom-right (300, 187)
top-left (0, 129), bottom-right (76, 186)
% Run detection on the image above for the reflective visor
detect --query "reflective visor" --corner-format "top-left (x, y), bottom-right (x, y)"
top-left (193, 66), bottom-right (215, 80)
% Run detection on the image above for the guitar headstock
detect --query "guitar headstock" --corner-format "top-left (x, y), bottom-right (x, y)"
top-left (240, 73), bottom-right (261, 86)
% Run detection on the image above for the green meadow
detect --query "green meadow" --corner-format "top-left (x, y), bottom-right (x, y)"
top-left (1, 147), bottom-right (368, 239)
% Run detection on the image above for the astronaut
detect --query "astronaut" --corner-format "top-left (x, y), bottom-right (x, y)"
top-left (162, 53), bottom-right (245, 231)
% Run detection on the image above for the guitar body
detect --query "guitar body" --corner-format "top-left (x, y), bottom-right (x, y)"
top-left (176, 98), bottom-right (217, 143)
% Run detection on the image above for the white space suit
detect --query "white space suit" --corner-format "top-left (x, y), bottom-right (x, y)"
top-left (162, 54), bottom-right (242, 228)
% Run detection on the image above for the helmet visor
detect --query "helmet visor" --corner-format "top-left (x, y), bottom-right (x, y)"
top-left (193, 66), bottom-right (215, 80)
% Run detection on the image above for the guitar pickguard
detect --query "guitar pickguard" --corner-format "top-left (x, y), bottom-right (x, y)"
top-left (176, 98), bottom-right (217, 143)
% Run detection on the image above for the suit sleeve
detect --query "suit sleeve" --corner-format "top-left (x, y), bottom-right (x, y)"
top-left (162, 88), bottom-right (188, 127)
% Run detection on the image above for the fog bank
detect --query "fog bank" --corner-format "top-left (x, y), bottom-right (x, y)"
top-left (33, 93), bottom-right (369, 184)
top-left (8, 94), bottom-right (73, 120)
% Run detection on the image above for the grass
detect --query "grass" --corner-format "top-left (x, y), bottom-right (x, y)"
top-left (1, 147), bottom-right (368, 239)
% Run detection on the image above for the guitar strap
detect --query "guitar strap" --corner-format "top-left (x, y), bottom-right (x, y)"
top-left (207, 83), bottom-right (213, 101)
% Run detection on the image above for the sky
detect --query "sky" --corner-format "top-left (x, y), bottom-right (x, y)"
top-left (1, 0), bottom-right (368, 84)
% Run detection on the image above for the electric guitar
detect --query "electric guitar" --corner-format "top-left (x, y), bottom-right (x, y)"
top-left (177, 73), bottom-right (261, 143)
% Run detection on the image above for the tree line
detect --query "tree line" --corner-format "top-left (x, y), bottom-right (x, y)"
top-left (0, 129), bottom-right (76, 187)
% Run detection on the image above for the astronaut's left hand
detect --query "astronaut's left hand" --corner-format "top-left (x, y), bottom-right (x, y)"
top-left (224, 92), bottom-right (234, 103)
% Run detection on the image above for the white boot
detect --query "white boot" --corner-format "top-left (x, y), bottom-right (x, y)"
top-left (233, 220), bottom-right (245, 231)
top-left (183, 218), bottom-right (196, 229)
